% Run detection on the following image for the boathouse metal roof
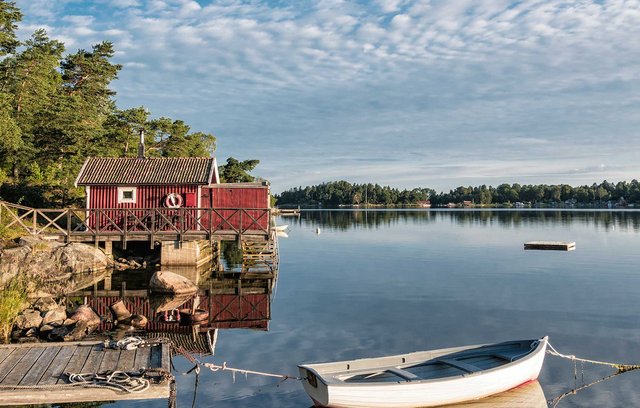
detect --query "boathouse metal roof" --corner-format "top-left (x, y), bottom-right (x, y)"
top-left (75, 157), bottom-right (219, 186)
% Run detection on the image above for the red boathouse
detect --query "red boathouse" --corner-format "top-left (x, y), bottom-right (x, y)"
top-left (74, 157), bottom-right (271, 237)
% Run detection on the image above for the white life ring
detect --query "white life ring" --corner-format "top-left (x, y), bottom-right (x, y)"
top-left (164, 193), bottom-right (183, 208)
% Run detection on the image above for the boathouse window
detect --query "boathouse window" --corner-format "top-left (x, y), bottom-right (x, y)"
top-left (117, 186), bottom-right (137, 204)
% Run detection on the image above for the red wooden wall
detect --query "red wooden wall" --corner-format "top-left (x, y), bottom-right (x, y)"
top-left (85, 184), bottom-right (270, 231)
top-left (88, 185), bottom-right (200, 209)
top-left (205, 185), bottom-right (270, 231)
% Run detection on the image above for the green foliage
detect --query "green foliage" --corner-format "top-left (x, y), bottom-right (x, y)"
top-left (219, 157), bottom-right (260, 183)
top-left (0, 0), bottom-right (21, 56)
top-left (277, 181), bottom-right (435, 207)
top-left (0, 3), bottom-right (233, 208)
top-left (277, 180), bottom-right (640, 208)
top-left (0, 276), bottom-right (27, 344)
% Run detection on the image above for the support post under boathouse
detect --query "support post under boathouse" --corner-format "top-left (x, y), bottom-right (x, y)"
top-left (70, 156), bottom-right (272, 265)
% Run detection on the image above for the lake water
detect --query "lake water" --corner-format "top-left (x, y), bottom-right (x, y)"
top-left (81, 210), bottom-right (640, 407)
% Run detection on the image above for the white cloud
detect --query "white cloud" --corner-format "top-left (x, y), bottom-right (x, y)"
top-left (11, 0), bottom-right (640, 192)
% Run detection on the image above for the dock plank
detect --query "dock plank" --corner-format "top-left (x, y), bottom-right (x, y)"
top-left (39, 345), bottom-right (77, 385)
top-left (0, 348), bottom-right (29, 383)
top-left (57, 343), bottom-right (92, 378)
top-left (0, 348), bottom-right (14, 365)
top-left (77, 344), bottom-right (106, 377)
top-left (133, 346), bottom-right (151, 370)
top-left (1, 347), bottom-right (46, 385)
top-left (116, 348), bottom-right (136, 372)
top-left (19, 346), bottom-right (62, 386)
top-left (98, 347), bottom-right (121, 373)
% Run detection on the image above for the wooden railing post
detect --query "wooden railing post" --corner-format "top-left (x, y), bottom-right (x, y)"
top-left (66, 208), bottom-right (71, 243)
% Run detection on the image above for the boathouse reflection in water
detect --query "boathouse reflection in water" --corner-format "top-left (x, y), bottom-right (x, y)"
top-left (66, 246), bottom-right (278, 355)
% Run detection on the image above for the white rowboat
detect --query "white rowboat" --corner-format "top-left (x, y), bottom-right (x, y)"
top-left (298, 336), bottom-right (548, 408)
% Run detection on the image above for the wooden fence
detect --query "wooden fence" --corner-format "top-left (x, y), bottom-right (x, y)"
top-left (0, 200), bottom-right (271, 243)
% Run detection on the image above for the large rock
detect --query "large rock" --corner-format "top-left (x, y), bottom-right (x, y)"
top-left (68, 305), bottom-right (101, 328)
top-left (14, 309), bottom-right (43, 330)
top-left (149, 271), bottom-right (197, 294)
top-left (0, 236), bottom-right (111, 295)
top-left (63, 320), bottom-right (94, 342)
top-left (41, 306), bottom-right (67, 326)
top-left (33, 297), bottom-right (58, 313)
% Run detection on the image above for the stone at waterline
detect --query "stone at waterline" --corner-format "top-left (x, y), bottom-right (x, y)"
top-left (11, 330), bottom-right (21, 341)
top-left (0, 236), bottom-right (111, 289)
top-left (39, 324), bottom-right (55, 336)
top-left (68, 305), bottom-right (101, 328)
top-left (63, 320), bottom-right (93, 342)
top-left (47, 325), bottom-right (72, 341)
top-left (14, 309), bottom-right (43, 330)
top-left (109, 300), bottom-right (132, 322)
top-left (33, 297), bottom-right (58, 313)
top-left (24, 327), bottom-right (38, 337)
top-left (149, 271), bottom-right (197, 294)
top-left (41, 306), bottom-right (67, 326)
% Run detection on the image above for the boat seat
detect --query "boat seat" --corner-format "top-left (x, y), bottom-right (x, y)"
top-left (492, 353), bottom-right (515, 362)
top-left (387, 368), bottom-right (421, 381)
top-left (437, 358), bottom-right (480, 373)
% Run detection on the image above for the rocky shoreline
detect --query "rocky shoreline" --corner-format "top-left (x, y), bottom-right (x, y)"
top-left (0, 235), bottom-right (170, 344)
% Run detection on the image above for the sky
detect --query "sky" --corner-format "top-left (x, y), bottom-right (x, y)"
top-left (13, 0), bottom-right (640, 193)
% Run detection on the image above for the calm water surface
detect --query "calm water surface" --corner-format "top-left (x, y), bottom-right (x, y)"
top-left (121, 210), bottom-right (640, 407)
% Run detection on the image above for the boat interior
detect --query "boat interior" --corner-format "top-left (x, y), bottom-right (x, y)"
top-left (334, 340), bottom-right (539, 383)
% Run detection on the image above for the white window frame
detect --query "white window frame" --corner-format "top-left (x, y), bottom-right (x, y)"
top-left (117, 186), bottom-right (137, 204)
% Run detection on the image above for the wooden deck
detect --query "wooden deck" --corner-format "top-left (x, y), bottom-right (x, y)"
top-left (524, 241), bottom-right (576, 251)
top-left (0, 340), bottom-right (171, 405)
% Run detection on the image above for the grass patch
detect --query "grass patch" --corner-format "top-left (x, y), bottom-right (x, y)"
top-left (0, 277), bottom-right (28, 344)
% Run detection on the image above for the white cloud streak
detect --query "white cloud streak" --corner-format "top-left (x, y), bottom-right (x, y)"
top-left (12, 0), bottom-right (640, 192)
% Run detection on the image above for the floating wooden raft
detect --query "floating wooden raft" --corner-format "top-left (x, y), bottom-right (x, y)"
top-left (0, 340), bottom-right (171, 406)
top-left (524, 241), bottom-right (576, 251)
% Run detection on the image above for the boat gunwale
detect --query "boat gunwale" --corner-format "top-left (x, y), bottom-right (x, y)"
top-left (299, 336), bottom-right (548, 388)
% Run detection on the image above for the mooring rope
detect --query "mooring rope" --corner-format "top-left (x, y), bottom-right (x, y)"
top-left (547, 342), bottom-right (640, 371)
top-left (172, 345), bottom-right (302, 382)
top-left (203, 362), bottom-right (303, 381)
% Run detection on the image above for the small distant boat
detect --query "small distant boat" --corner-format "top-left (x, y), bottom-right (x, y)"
top-left (276, 230), bottom-right (289, 238)
top-left (316, 227), bottom-right (321, 234)
top-left (298, 337), bottom-right (548, 408)
top-left (274, 224), bottom-right (289, 231)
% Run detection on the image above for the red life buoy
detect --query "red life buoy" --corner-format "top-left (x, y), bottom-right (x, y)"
top-left (164, 193), bottom-right (183, 208)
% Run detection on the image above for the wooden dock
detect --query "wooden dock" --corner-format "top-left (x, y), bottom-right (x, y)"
top-left (524, 241), bottom-right (576, 251)
top-left (0, 340), bottom-right (171, 405)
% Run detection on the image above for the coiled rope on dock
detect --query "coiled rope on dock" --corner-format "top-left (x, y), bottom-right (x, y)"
top-left (0, 370), bottom-right (150, 393)
top-left (67, 371), bottom-right (151, 393)
top-left (547, 342), bottom-right (640, 371)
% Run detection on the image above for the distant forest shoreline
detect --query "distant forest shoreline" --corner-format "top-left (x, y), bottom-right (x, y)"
top-left (275, 180), bottom-right (640, 209)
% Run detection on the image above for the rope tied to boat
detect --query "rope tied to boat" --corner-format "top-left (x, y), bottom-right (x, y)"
top-left (546, 342), bottom-right (640, 372)
top-left (172, 345), bottom-right (302, 382)
top-left (203, 361), bottom-right (303, 382)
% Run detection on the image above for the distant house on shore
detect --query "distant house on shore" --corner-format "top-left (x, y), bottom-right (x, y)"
top-left (417, 200), bottom-right (431, 208)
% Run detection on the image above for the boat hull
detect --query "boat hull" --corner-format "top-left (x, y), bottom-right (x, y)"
top-left (299, 337), bottom-right (547, 408)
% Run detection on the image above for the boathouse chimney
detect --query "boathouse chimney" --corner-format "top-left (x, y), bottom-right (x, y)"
top-left (138, 129), bottom-right (145, 158)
